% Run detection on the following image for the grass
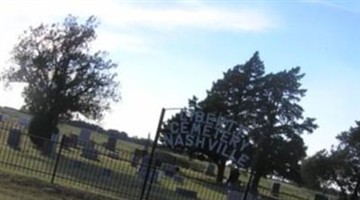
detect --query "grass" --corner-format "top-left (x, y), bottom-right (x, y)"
top-left (0, 106), bottom-right (338, 200)
top-left (0, 123), bottom-right (197, 200)
top-left (0, 171), bottom-right (120, 200)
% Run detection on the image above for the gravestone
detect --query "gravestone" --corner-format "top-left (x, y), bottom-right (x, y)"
top-left (271, 182), bottom-right (281, 197)
top-left (73, 160), bottom-right (84, 169)
top-left (81, 141), bottom-right (99, 161)
top-left (227, 190), bottom-right (259, 200)
top-left (175, 188), bottom-right (197, 199)
top-left (205, 163), bottom-right (216, 176)
top-left (69, 134), bottom-right (78, 148)
top-left (78, 129), bottom-right (91, 146)
top-left (162, 163), bottom-right (177, 177)
top-left (227, 190), bottom-right (243, 200)
top-left (137, 155), bottom-right (158, 180)
top-left (138, 167), bottom-right (159, 182)
top-left (131, 154), bottom-right (141, 167)
top-left (51, 131), bottom-right (59, 150)
top-left (131, 149), bottom-right (146, 167)
top-left (42, 132), bottom-right (59, 155)
top-left (227, 168), bottom-right (240, 185)
top-left (62, 136), bottom-right (71, 149)
top-left (173, 175), bottom-right (184, 184)
top-left (107, 151), bottom-right (120, 159)
top-left (137, 154), bottom-right (150, 177)
top-left (314, 194), bottom-right (329, 200)
top-left (18, 117), bottom-right (30, 127)
top-left (157, 170), bottom-right (165, 182)
top-left (105, 136), bottom-right (117, 151)
top-left (101, 168), bottom-right (112, 178)
top-left (7, 128), bottom-right (21, 150)
top-left (144, 133), bottom-right (151, 152)
top-left (0, 114), bottom-right (9, 123)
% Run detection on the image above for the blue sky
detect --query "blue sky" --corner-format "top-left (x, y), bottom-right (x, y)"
top-left (0, 0), bottom-right (359, 156)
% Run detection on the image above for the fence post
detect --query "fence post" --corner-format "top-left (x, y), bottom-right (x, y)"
top-left (51, 135), bottom-right (65, 184)
top-left (145, 165), bottom-right (158, 200)
top-left (140, 108), bottom-right (166, 200)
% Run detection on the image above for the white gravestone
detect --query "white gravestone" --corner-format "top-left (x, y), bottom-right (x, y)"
top-left (18, 117), bottom-right (30, 127)
top-left (78, 129), bottom-right (91, 146)
top-left (0, 114), bottom-right (9, 122)
top-left (50, 133), bottom-right (59, 153)
top-left (7, 128), bottom-right (22, 150)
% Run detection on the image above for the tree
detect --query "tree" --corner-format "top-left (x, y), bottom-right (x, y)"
top-left (301, 150), bottom-right (333, 190)
top-left (198, 52), bottom-right (266, 183)
top-left (162, 52), bottom-right (316, 188)
top-left (247, 68), bottom-right (317, 191)
top-left (200, 52), bottom-right (316, 187)
top-left (1, 15), bottom-right (120, 148)
top-left (107, 129), bottom-right (129, 140)
top-left (335, 121), bottom-right (360, 200)
top-left (301, 121), bottom-right (360, 199)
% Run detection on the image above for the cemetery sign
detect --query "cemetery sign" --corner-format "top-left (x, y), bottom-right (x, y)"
top-left (162, 110), bottom-right (253, 168)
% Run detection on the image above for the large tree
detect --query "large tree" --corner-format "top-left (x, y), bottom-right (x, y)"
top-left (162, 52), bottom-right (316, 188)
top-left (301, 150), bottom-right (331, 190)
top-left (336, 121), bottom-right (360, 200)
top-left (1, 15), bottom-right (120, 147)
top-left (197, 53), bottom-right (266, 183)
top-left (247, 67), bottom-right (317, 191)
top-left (200, 52), bottom-right (316, 188)
top-left (302, 121), bottom-right (360, 199)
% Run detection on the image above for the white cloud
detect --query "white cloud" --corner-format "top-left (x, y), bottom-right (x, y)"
top-left (0, 0), bottom-right (280, 137)
top-left (0, 0), bottom-right (279, 62)
top-left (100, 4), bottom-right (277, 32)
top-left (0, 0), bottom-right (280, 72)
top-left (0, 0), bottom-right (278, 33)
top-left (93, 30), bottom-right (153, 54)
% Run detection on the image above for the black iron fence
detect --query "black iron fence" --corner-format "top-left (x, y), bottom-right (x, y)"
top-left (0, 121), bottom-right (309, 200)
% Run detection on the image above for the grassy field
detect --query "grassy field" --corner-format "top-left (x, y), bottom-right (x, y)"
top-left (0, 106), bottom-right (337, 200)
top-left (0, 171), bottom-right (120, 200)
top-left (0, 136), bottom-right (223, 200)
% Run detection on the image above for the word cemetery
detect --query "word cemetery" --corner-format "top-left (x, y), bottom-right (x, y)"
top-left (162, 110), bottom-right (253, 168)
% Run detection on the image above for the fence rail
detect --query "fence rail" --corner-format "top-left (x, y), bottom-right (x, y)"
top-left (0, 121), bottom-right (309, 200)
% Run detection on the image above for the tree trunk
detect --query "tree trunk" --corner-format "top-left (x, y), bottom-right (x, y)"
top-left (216, 160), bottom-right (226, 183)
top-left (250, 172), bottom-right (261, 193)
top-left (350, 176), bottom-right (360, 200)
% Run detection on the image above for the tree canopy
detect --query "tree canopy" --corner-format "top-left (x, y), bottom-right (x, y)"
top-left (162, 52), bottom-right (317, 189)
top-left (302, 121), bottom-right (360, 199)
top-left (1, 15), bottom-right (120, 147)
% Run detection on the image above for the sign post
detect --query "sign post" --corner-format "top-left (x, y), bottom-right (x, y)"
top-left (140, 108), bottom-right (166, 200)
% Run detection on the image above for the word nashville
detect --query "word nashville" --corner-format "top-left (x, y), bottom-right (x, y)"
top-left (162, 110), bottom-right (253, 168)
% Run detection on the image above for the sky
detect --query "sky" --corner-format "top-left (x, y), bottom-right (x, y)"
top-left (0, 0), bottom-right (359, 157)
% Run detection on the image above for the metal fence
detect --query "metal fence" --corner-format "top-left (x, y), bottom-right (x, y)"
top-left (0, 121), bottom-right (308, 200)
